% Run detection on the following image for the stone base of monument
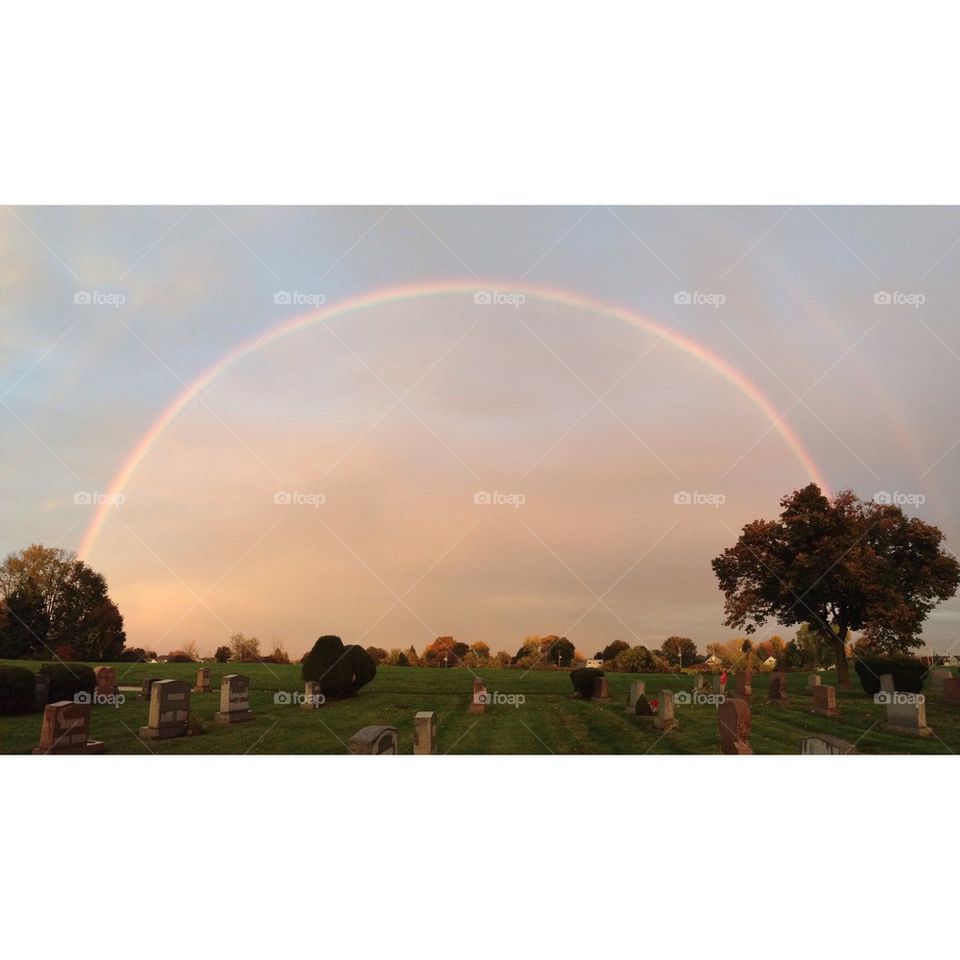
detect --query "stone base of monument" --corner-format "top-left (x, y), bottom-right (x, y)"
top-left (812, 706), bottom-right (840, 717)
top-left (468, 701), bottom-right (486, 714)
top-left (214, 710), bottom-right (253, 724)
top-left (138, 724), bottom-right (187, 739)
top-left (652, 717), bottom-right (678, 731)
top-left (32, 740), bottom-right (105, 755)
top-left (192, 685), bottom-right (211, 694)
top-left (883, 721), bottom-right (933, 736)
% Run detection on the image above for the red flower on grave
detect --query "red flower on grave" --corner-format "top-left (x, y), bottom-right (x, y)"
top-left (650, 698), bottom-right (659, 711)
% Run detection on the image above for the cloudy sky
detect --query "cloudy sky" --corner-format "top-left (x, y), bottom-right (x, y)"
top-left (2, 206), bottom-right (959, 658)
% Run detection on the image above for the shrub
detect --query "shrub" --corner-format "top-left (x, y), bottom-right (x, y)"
top-left (570, 667), bottom-right (604, 698)
top-left (37, 662), bottom-right (96, 703)
top-left (166, 651), bottom-right (195, 663)
top-left (855, 656), bottom-right (927, 696)
top-left (0, 665), bottom-right (37, 715)
top-left (634, 694), bottom-right (654, 716)
top-left (302, 635), bottom-right (376, 698)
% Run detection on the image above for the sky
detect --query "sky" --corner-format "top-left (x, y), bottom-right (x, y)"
top-left (2, 205), bottom-right (960, 659)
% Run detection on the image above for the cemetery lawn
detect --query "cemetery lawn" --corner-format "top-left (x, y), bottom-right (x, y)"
top-left (3, 660), bottom-right (959, 755)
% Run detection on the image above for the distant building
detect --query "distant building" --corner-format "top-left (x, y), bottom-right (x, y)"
top-left (586, 658), bottom-right (603, 669)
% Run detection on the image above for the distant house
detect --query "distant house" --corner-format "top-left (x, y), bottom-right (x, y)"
top-left (763, 656), bottom-right (778, 669)
top-left (703, 654), bottom-right (723, 669)
top-left (586, 658), bottom-right (603, 669)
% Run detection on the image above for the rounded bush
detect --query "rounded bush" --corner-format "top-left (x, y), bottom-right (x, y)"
top-left (0, 665), bottom-right (37, 715)
top-left (37, 662), bottom-right (96, 703)
top-left (302, 635), bottom-right (375, 698)
top-left (855, 656), bottom-right (926, 696)
top-left (570, 666), bottom-right (604, 698)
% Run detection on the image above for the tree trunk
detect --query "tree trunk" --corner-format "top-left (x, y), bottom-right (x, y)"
top-left (832, 636), bottom-right (851, 686)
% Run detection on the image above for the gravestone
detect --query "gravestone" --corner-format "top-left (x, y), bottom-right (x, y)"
top-left (812, 684), bottom-right (840, 717)
top-left (93, 666), bottom-right (119, 699)
top-left (693, 675), bottom-right (705, 693)
top-left (717, 698), bottom-right (752, 754)
top-left (348, 725), bottom-right (398, 755)
top-left (884, 697), bottom-right (933, 736)
top-left (469, 677), bottom-right (488, 714)
top-left (942, 677), bottom-right (960, 705)
top-left (593, 677), bottom-right (610, 702)
top-left (139, 679), bottom-right (191, 739)
top-left (768, 672), bottom-right (788, 704)
top-left (807, 674), bottom-right (821, 691)
top-left (626, 679), bottom-right (646, 712)
top-left (139, 678), bottom-right (157, 701)
top-left (800, 734), bottom-right (857, 755)
top-left (301, 680), bottom-right (324, 709)
top-left (34, 673), bottom-right (50, 710)
top-left (215, 674), bottom-right (253, 723)
top-left (879, 674), bottom-right (895, 695)
top-left (711, 674), bottom-right (726, 695)
top-left (414, 711), bottom-right (438, 755)
top-left (193, 667), bottom-right (212, 694)
top-left (653, 690), bottom-right (678, 731)
top-left (33, 701), bottom-right (104, 754)
top-left (928, 668), bottom-right (952, 692)
top-left (733, 669), bottom-right (752, 701)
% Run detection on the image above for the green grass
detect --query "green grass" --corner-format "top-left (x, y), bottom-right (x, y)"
top-left (2, 659), bottom-right (958, 754)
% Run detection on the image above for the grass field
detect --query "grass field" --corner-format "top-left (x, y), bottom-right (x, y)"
top-left (2, 659), bottom-right (958, 754)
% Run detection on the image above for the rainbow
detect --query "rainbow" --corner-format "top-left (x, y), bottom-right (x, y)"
top-left (77, 280), bottom-right (830, 560)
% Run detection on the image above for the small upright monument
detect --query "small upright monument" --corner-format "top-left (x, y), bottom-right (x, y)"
top-left (653, 690), bottom-right (678, 731)
top-left (812, 684), bottom-right (840, 718)
top-left (215, 674), bottom-right (253, 724)
top-left (768, 672), bottom-right (788, 705)
top-left (414, 711), bottom-right (438, 754)
top-left (93, 666), bottom-right (119, 700)
top-left (626, 679), bottom-right (646, 712)
top-left (348, 725), bottom-right (398, 755)
top-left (469, 677), bottom-right (488, 714)
top-left (718, 698), bottom-right (752, 755)
top-left (33, 701), bottom-right (105, 755)
top-left (139, 679), bottom-right (191, 739)
top-left (593, 677), bottom-right (611, 702)
top-left (193, 667), bottom-right (212, 694)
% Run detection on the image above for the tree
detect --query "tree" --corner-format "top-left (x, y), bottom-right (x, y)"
top-left (214, 645), bottom-right (231, 663)
top-left (659, 636), bottom-right (697, 668)
top-left (424, 636), bottom-right (458, 666)
top-left (544, 636), bottom-right (575, 667)
top-left (0, 544), bottom-right (126, 660)
top-left (600, 639), bottom-right (630, 662)
top-left (612, 644), bottom-right (655, 673)
top-left (712, 484), bottom-right (960, 686)
top-left (365, 646), bottom-right (388, 665)
top-left (229, 632), bottom-right (261, 662)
